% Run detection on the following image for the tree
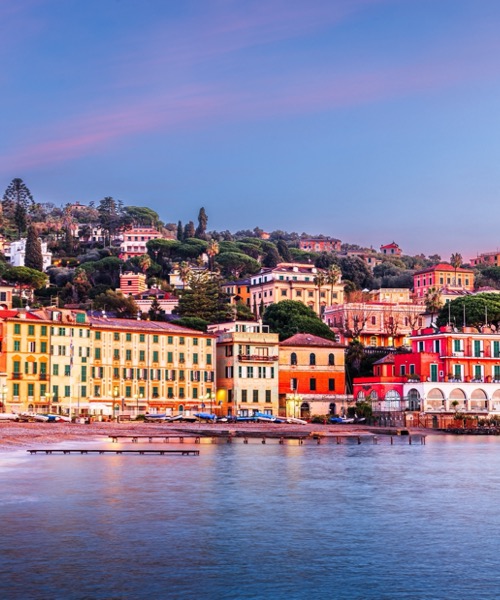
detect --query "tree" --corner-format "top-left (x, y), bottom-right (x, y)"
top-left (123, 206), bottom-right (161, 228)
top-left (436, 293), bottom-right (500, 328)
top-left (3, 178), bottom-right (34, 238)
top-left (24, 225), bottom-right (44, 271)
top-left (339, 256), bottom-right (374, 290)
top-left (3, 266), bottom-right (48, 302)
top-left (206, 239), bottom-right (220, 271)
top-left (235, 301), bottom-right (256, 321)
top-left (184, 221), bottom-right (195, 239)
top-left (177, 221), bottom-right (183, 241)
top-left (195, 207), bottom-right (208, 240)
top-left (72, 268), bottom-right (92, 302)
top-left (276, 240), bottom-right (292, 262)
top-left (262, 246), bottom-right (280, 268)
top-left (424, 286), bottom-right (443, 324)
top-left (148, 296), bottom-right (165, 321)
top-left (178, 262), bottom-right (192, 290)
top-left (450, 253), bottom-right (463, 285)
top-left (263, 300), bottom-right (336, 341)
top-left (93, 290), bottom-right (138, 318)
top-left (175, 271), bottom-right (233, 323)
top-left (97, 196), bottom-right (124, 245)
top-left (215, 252), bottom-right (261, 279)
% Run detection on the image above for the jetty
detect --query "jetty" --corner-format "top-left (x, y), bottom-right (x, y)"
top-left (27, 448), bottom-right (199, 455)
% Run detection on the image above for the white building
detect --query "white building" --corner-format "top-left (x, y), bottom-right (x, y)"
top-left (7, 239), bottom-right (52, 271)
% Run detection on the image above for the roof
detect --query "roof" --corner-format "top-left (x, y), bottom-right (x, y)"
top-left (414, 263), bottom-right (474, 275)
top-left (87, 316), bottom-right (216, 336)
top-left (380, 242), bottom-right (400, 249)
top-left (373, 354), bottom-right (395, 365)
top-left (280, 333), bottom-right (345, 348)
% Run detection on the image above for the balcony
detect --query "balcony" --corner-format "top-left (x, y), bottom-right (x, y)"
top-left (39, 373), bottom-right (48, 381)
top-left (12, 372), bottom-right (22, 380)
top-left (238, 354), bottom-right (278, 362)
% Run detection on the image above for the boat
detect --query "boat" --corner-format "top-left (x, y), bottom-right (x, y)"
top-left (144, 414), bottom-right (168, 422)
top-left (166, 414), bottom-right (199, 423)
top-left (0, 413), bottom-right (19, 421)
top-left (193, 412), bottom-right (217, 421)
top-left (329, 416), bottom-right (355, 424)
top-left (286, 417), bottom-right (308, 425)
top-left (33, 413), bottom-right (71, 423)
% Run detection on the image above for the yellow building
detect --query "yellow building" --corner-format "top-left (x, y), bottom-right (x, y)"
top-left (88, 317), bottom-right (216, 418)
top-left (208, 321), bottom-right (280, 417)
top-left (1, 309), bottom-right (215, 418)
top-left (249, 263), bottom-right (343, 317)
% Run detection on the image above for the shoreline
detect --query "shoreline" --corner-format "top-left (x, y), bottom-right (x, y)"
top-left (0, 421), bottom-right (436, 452)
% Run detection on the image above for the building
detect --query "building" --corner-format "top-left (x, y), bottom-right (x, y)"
top-left (249, 262), bottom-right (344, 317)
top-left (344, 249), bottom-right (381, 270)
top-left (278, 333), bottom-right (348, 419)
top-left (119, 272), bottom-right (148, 295)
top-left (223, 279), bottom-right (251, 307)
top-left (353, 325), bottom-right (500, 428)
top-left (1, 309), bottom-right (216, 418)
top-left (120, 226), bottom-right (164, 259)
top-left (0, 284), bottom-right (14, 309)
top-left (208, 321), bottom-right (279, 417)
top-left (299, 237), bottom-right (341, 253)
top-left (413, 263), bottom-right (475, 299)
top-left (470, 251), bottom-right (500, 267)
top-left (134, 288), bottom-right (179, 316)
top-left (324, 301), bottom-right (424, 348)
top-left (369, 288), bottom-right (412, 303)
top-left (6, 238), bottom-right (52, 271)
top-left (380, 242), bottom-right (402, 256)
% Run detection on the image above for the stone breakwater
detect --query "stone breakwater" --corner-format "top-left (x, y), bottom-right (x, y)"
top-left (0, 421), bottom-right (434, 451)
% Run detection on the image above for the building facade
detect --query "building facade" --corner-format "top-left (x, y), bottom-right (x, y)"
top-left (120, 226), bottom-right (164, 258)
top-left (249, 262), bottom-right (344, 317)
top-left (299, 237), bottom-right (341, 253)
top-left (208, 321), bottom-right (279, 417)
top-left (413, 263), bottom-right (475, 299)
top-left (278, 333), bottom-right (348, 418)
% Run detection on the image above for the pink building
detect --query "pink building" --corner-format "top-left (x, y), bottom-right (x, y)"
top-left (380, 242), bottom-right (402, 256)
top-left (413, 263), bottom-right (474, 299)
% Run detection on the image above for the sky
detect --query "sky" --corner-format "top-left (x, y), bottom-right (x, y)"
top-left (2, 0), bottom-right (500, 260)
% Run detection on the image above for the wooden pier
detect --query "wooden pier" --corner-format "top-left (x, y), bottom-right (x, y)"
top-left (27, 449), bottom-right (199, 455)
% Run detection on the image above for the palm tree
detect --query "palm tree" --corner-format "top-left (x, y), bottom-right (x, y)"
top-left (206, 239), bottom-right (219, 272)
top-left (450, 253), bottom-right (463, 286)
top-left (178, 262), bottom-right (192, 290)
top-left (326, 264), bottom-right (342, 304)
top-left (425, 286), bottom-right (443, 325)
top-left (313, 272), bottom-right (326, 315)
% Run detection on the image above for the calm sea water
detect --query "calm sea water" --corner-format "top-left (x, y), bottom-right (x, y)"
top-left (1, 435), bottom-right (500, 600)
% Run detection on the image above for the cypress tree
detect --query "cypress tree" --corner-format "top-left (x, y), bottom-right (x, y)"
top-left (24, 225), bottom-right (44, 271)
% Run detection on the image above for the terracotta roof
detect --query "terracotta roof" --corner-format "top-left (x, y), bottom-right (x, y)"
top-left (87, 316), bottom-right (215, 336)
top-left (373, 354), bottom-right (395, 365)
top-left (414, 263), bottom-right (474, 275)
top-left (280, 333), bottom-right (345, 348)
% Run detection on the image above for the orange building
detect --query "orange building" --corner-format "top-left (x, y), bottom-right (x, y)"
top-left (223, 279), bottom-right (251, 307)
top-left (278, 333), bottom-right (348, 418)
top-left (299, 237), bottom-right (341, 253)
top-left (413, 263), bottom-right (474, 299)
top-left (119, 272), bottom-right (148, 295)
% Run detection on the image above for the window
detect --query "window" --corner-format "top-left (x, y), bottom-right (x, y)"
top-left (113, 349), bottom-right (120, 360)
top-left (206, 354), bottom-right (212, 365)
top-left (328, 378), bottom-right (335, 391)
top-left (193, 353), bottom-right (198, 364)
top-left (247, 366), bottom-right (254, 378)
top-left (241, 390), bottom-right (248, 403)
top-left (139, 350), bottom-right (145, 362)
top-left (400, 365), bottom-right (406, 376)
top-left (167, 352), bottom-right (173, 363)
top-left (95, 348), bottom-right (101, 360)
top-left (114, 332), bottom-right (120, 341)
top-left (291, 352), bottom-right (297, 366)
top-left (28, 325), bottom-right (35, 336)
top-left (309, 353), bottom-right (316, 366)
top-left (179, 337), bottom-right (185, 345)
top-left (310, 378), bottom-right (316, 391)
top-left (14, 340), bottom-right (20, 351)
top-left (291, 377), bottom-right (297, 391)
top-left (253, 390), bottom-right (259, 403)
top-left (113, 367), bottom-right (120, 378)
top-left (206, 339), bottom-right (212, 347)
top-left (153, 335), bottom-right (159, 343)
top-left (41, 342), bottom-right (47, 353)
top-left (65, 365), bottom-right (71, 376)
top-left (265, 390), bottom-right (271, 403)
top-left (14, 324), bottom-right (20, 335)
top-left (28, 383), bottom-right (34, 397)
top-left (95, 331), bottom-right (101, 340)
top-left (328, 353), bottom-right (335, 366)
top-left (153, 351), bottom-right (159, 363)
top-left (64, 386), bottom-right (71, 397)
top-left (126, 349), bottom-right (132, 361)
top-left (53, 364), bottom-right (59, 376)
top-left (41, 326), bottom-right (47, 336)
top-left (193, 338), bottom-right (198, 346)
top-left (179, 352), bottom-right (185, 363)
top-left (126, 333), bottom-right (132, 342)
top-left (168, 336), bottom-right (173, 344)
top-left (139, 334), bottom-right (145, 343)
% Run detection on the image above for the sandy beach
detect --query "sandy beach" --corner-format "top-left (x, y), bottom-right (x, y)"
top-left (0, 421), bottom-right (433, 451)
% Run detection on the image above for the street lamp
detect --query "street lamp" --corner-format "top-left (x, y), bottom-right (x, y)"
top-left (1, 385), bottom-right (7, 413)
top-left (46, 392), bottom-right (54, 413)
top-left (113, 386), bottom-right (120, 420)
top-left (205, 390), bottom-right (216, 415)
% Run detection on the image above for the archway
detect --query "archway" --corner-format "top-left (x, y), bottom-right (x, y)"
top-left (426, 388), bottom-right (444, 411)
top-left (300, 402), bottom-right (310, 419)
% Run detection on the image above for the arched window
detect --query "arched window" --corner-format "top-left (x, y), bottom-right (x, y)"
top-left (309, 353), bottom-right (316, 366)
top-left (328, 353), bottom-right (335, 366)
top-left (290, 352), bottom-right (297, 366)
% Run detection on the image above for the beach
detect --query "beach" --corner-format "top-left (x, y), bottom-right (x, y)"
top-left (0, 420), bottom-right (420, 451)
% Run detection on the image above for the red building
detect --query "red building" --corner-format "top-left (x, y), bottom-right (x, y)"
top-left (380, 242), bottom-right (402, 256)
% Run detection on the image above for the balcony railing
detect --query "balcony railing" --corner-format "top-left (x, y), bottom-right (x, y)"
top-left (238, 354), bottom-right (278, 362)
top-left (12, 373), bottom-right (22, 380)
top-left (39, 373), bottom-right (48, 381)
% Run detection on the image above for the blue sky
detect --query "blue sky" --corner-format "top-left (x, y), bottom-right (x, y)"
top-left (2, 0), bottom-right (500, 260)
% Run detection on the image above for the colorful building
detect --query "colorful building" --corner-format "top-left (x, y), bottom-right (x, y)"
top-left (353, 325), bottom-right (500, 427)
top-left (208, 321), bottom-right (279, 417)
top-left (413, 263), bottom-right (474, 299)
top-left (223, 279), bottom-right (251, 307)
top-left (324, 301), bottom-right (424, 348)
top-left (278, 333), bottom-right (348, 418)
top-left (470, 251), bottom-right (500, 267)
top-left (120, 226), bottom-right (164, 259)
top-left (299, 237), bottom-right (341, 253)
top-left (249, 262), bottom-right (343, 317)
top-left (380, 242), bottom-right (402, 256)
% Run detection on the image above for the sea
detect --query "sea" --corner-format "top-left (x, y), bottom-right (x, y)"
top-left (1, 434), bottom-right (500, 600)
